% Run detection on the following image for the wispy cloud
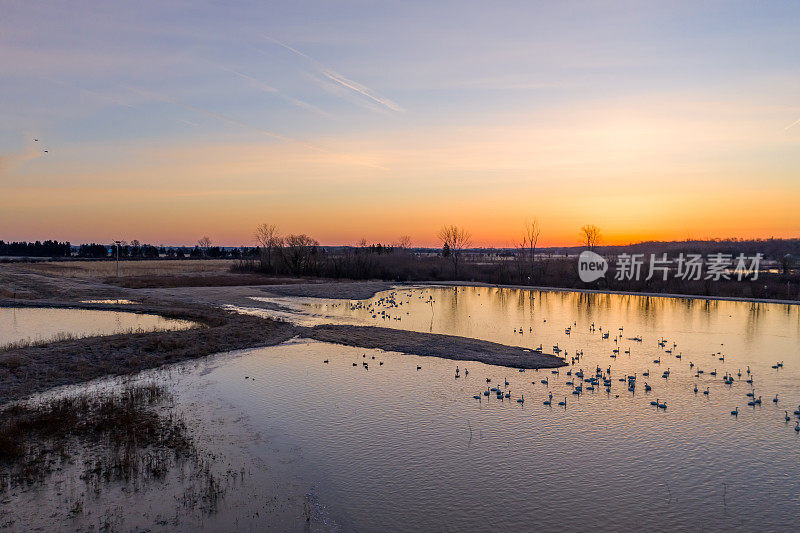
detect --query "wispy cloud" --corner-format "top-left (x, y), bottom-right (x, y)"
top-left (0, 138), bottom-right (43, 177)
top-left (264, 36), bottom-right (403, 113)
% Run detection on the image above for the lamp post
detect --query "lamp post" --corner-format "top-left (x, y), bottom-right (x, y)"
top-left (115, 240), bottom-right (121, 277)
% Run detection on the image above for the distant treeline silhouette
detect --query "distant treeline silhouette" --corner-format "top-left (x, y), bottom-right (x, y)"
top-left (231, 235), bottom-right (799, 300)
top-left (0, 239), bottom-right (258, 259)
top-left (0, 240), bottom-right (71, 257)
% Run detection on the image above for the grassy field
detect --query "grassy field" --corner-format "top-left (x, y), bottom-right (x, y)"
top-left (17, 259), bottom-right (237, 279)
top-left (5, 259), bottom-right (297, 289)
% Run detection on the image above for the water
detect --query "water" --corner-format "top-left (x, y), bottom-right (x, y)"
top-left (0, 306), bottom-right (196, 346)
top-left (7, 287), bottom-right (800, 531)
top-left (210, 286), bottom-right (800, 530)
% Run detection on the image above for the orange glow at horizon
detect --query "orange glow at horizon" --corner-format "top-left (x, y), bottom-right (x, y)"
top-left (2, 98), bottom-right (799, 247)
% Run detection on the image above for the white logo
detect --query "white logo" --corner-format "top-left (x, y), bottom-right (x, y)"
top-left (578, 250), bottom-right (608, 282)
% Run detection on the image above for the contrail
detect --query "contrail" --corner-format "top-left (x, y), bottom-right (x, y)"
top-left (123, 85), bottom-right (387, 169)
top-left (124, 85), bottom-right (294, 142)
top-left (785, 116), bottom-right (800, 130)
top-left (321, 69), bottom-right (403, 112)
top-left (263, 36), bottom-right (403, 113)
top-left (212, 63), bottom-right (335, 119)
top-left (42, 76), bottom-right (135, 109)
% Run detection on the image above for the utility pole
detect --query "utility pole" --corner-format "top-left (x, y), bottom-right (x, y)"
top-left (115, 240), bottom-right (121, 277)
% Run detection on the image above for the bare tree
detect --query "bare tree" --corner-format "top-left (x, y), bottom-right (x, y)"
top-left (521, 218), bottom-right (541, 259)
top-left (357, 237), bottom-right (368, 248)
top-left (438, 225), bottom-right (472, 277)
top-left (197, 236), bottom-right (212, 256)
top-left (254, 223), bottom-right (281, 272)
top-left (397, 235), bottom-right (412, 249)
top-left (580, 224), bottom-right (601, 250)
top-left (281, 234), bottom-right (320, 275)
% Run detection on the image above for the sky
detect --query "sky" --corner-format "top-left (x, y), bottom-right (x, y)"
top-left (1, 0), bottom-right (799, 247)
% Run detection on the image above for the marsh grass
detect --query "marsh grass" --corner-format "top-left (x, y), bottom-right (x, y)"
top-left (0, 382), bottom-right (233, 523)
top-left (0, 326), bottom-right (183, 353)
top-left (0, 383), bottom-right (192, 488)
top-left (0, 306), bottom-right (296, 404)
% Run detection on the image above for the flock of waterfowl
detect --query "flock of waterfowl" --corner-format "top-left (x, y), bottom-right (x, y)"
top-left (326, 288), bottom-right (799, 435)
top-left (469, 323), bottom-right (799, 433)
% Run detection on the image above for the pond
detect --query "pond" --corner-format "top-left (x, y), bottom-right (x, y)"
top-left (5, 286), bottom-right (800, 531)
top-left (0, 306), bottom-right (197, 348)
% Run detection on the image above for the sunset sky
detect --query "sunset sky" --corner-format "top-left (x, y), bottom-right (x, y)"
top-left (1, 1), bottom-right (799, 247)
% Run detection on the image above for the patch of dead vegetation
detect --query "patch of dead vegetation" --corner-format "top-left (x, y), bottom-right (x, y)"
top-left (0, 382), bottom-right (231, 523)
top-left (105, 272), bottom-right (290, 289)
top-left (0, 304), bottom-right (297, 405)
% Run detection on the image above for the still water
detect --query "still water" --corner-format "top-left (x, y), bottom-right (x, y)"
top-left (7, 287), bottom-right (800, 531)
top-left (0, 306), bottom-right (196, 347)
top-left (212, 286), bottom-right (800, 531)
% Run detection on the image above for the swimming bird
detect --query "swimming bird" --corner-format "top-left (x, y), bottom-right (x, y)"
top-left (796, 422), bottom-right (800, 432)
top-left (323, 359), bottom-right (329, 364)
top-left (703, 387), bottom-right (710, 396)
top-left (731, 407), bottom-right (739, 416)
top-left (786, 411), bottom-right (791, 422)
top-left (693, 384), bottom-right (698, 393)
top-left (417, 365), bottom-right (421, 370)
top-left (517, 394), bottom-right (525, 404)
top-left (773, 394), bottom-right (779, 403)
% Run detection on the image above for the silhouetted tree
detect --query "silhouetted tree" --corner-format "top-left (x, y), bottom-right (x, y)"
top-left (580, 224), bottom-right (601, 250)
top-left (438, 225), bottom-right (472, 277)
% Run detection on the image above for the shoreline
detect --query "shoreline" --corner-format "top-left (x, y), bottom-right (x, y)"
top-left (415, 281), bottom-right (800, 306)
top-left (0, 296), bottom-right (565, 404)
top-left (303, 324), bottom-right (565, 369)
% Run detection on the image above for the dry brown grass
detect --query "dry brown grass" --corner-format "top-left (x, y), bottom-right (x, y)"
top-left (17, 259), bottom-right (237, 280)
top-left (106, 272), bottom-right (288, 289)
top-left (0, 304), bottom-right (297, 405)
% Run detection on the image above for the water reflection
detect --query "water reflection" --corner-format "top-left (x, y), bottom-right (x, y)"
top-left (0, 307), bottom-right (196, 346)
top-left (167, 339), bottom-right (800, 531)
top-left (259, 286), bottom-right (800, 369)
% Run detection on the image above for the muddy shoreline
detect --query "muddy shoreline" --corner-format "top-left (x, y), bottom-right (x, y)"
top-left (304, 324), bottom-right (565, 369)
top-left (0, 299), bottom-right (297, 405)
top-left (0, 297), bottom-right (564, 404)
